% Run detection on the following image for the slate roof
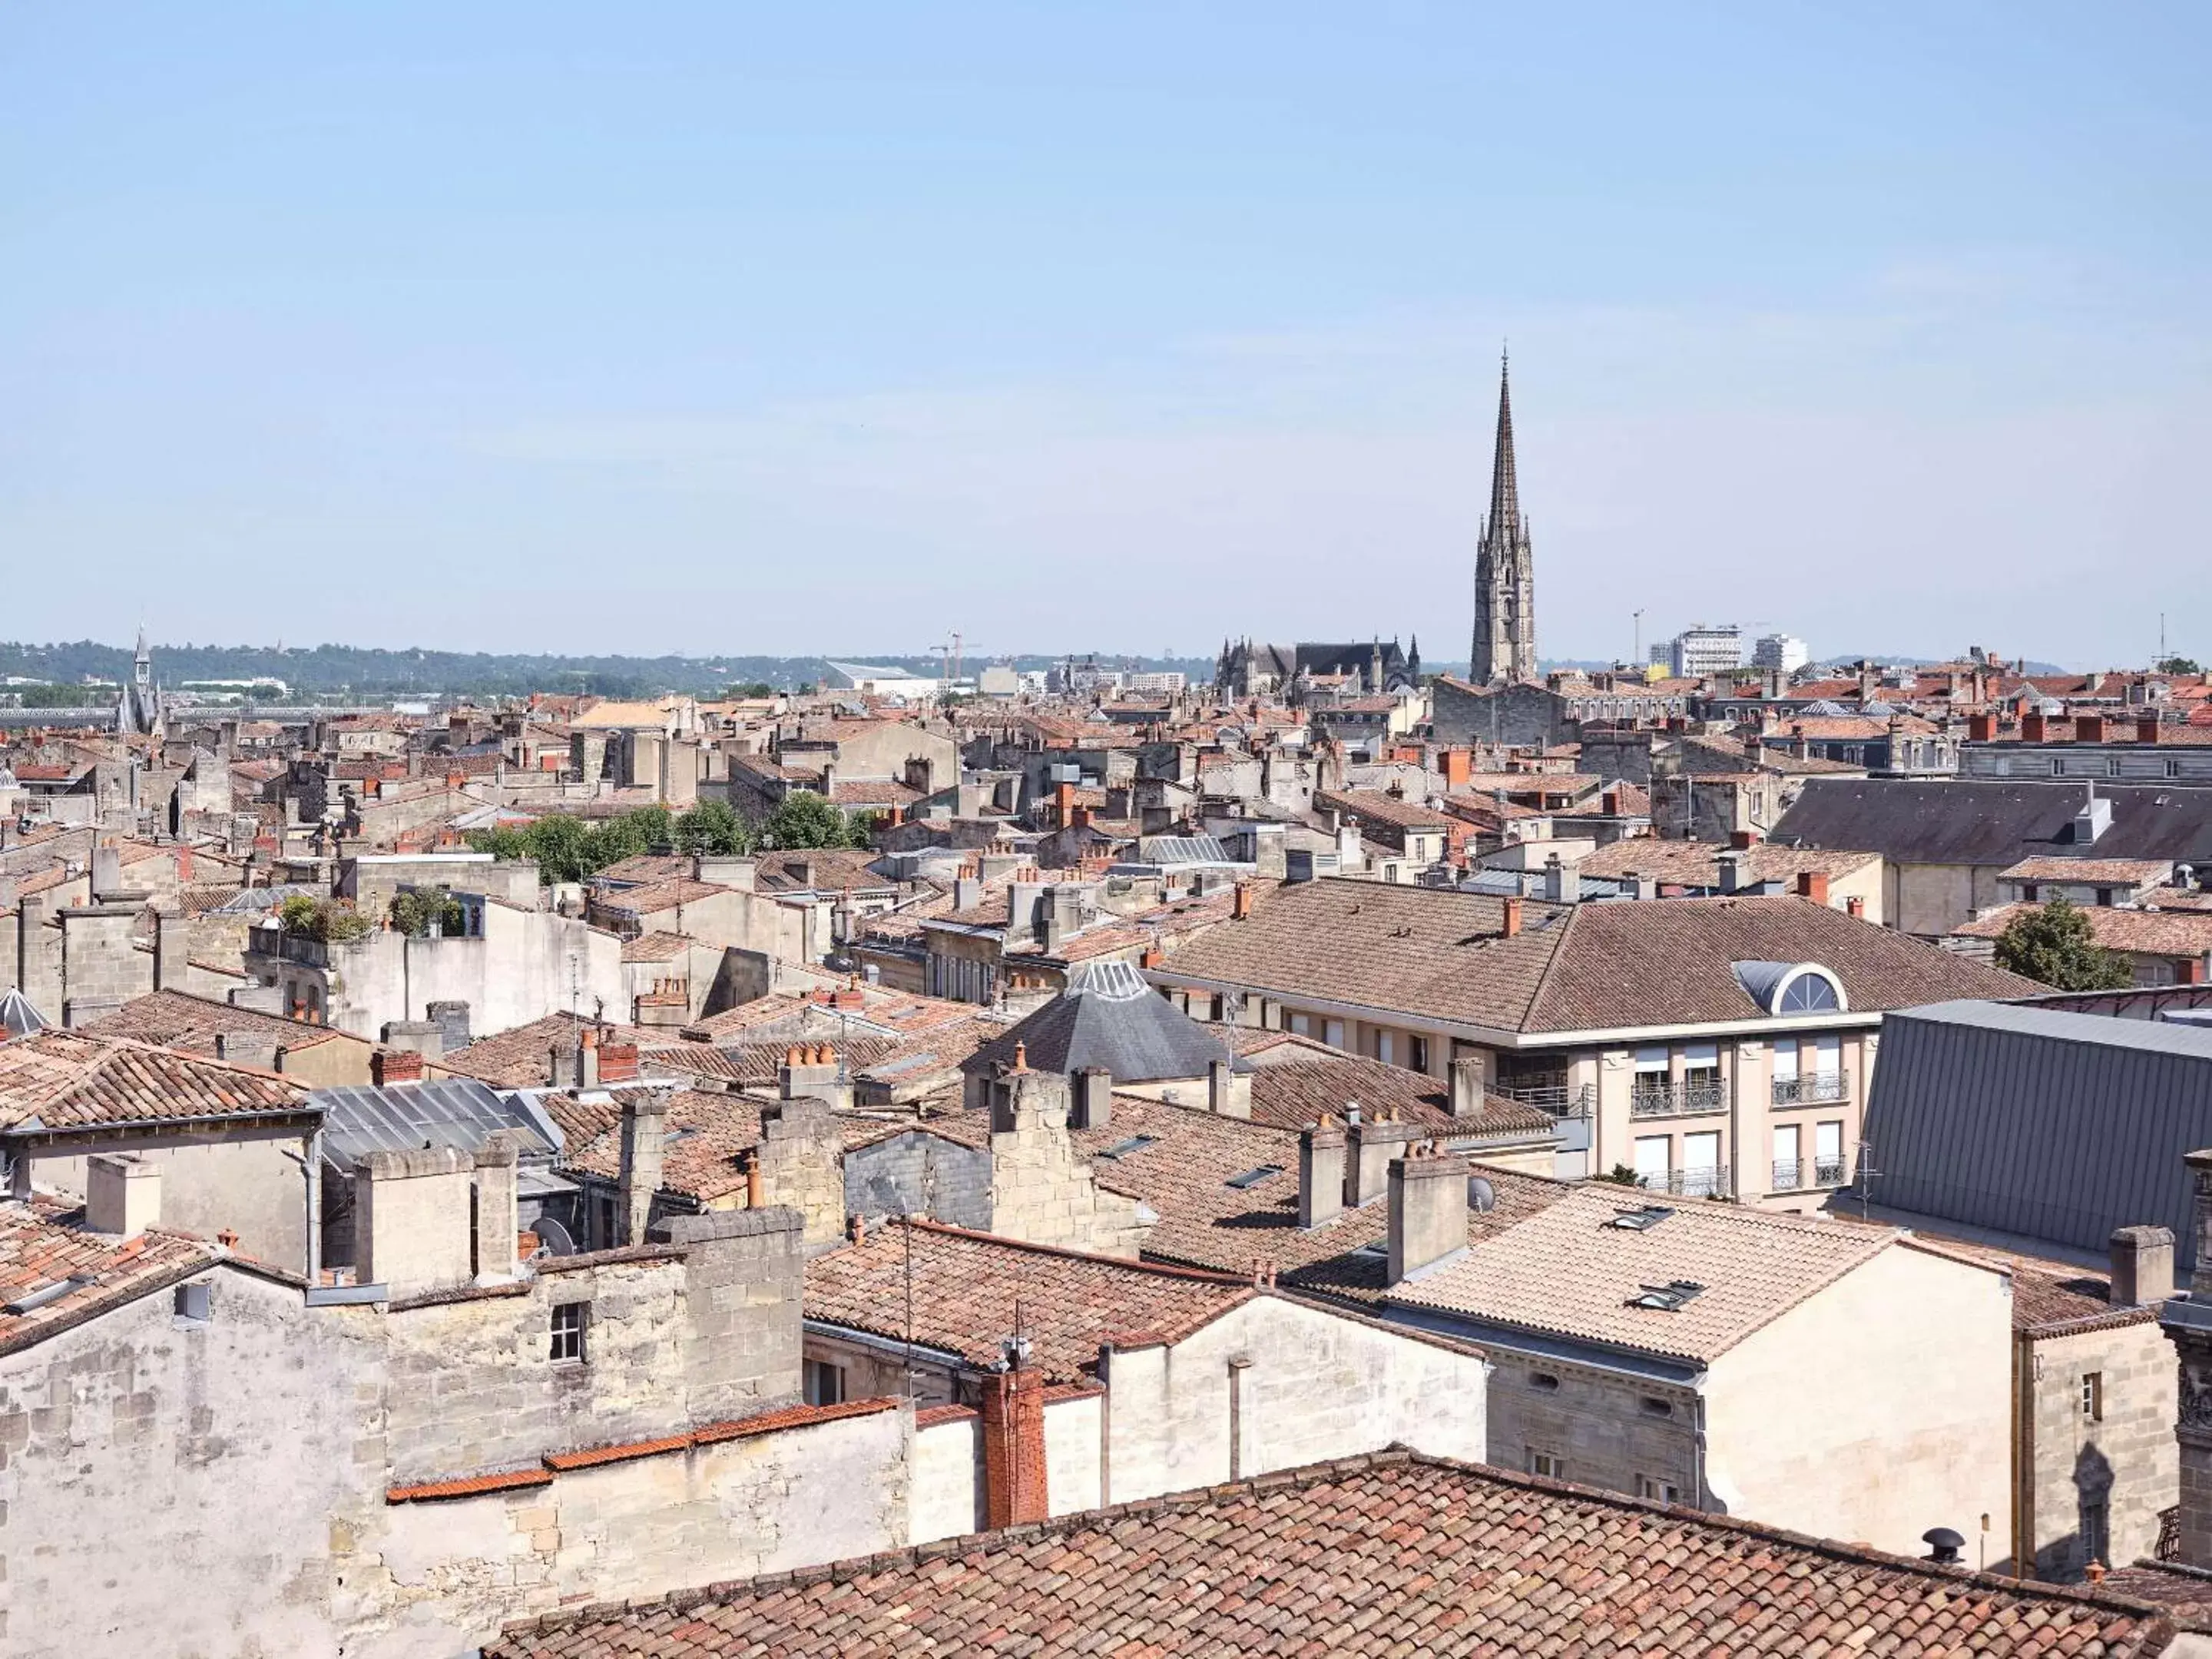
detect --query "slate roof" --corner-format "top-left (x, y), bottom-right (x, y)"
top-left (1, 1201), bottom-right (224, 1356)
top-left (1154, 881), bottom-right (2035, 1035)
top-left (963, 961), bottom-right (1232, 1084)
top-left (805, 1220), bottom-right (1254, 1382)
top-left (0, 1031), bottom-right (310, 1132)
top-left (483, 1449), bottom-right (2176, 1658)
top-left (1385, 1186), bottom-right (1918, 1364)
top-left (1773, 778), bottom-right (2212, 868)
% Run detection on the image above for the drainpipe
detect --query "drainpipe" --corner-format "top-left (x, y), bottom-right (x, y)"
top-left (2010, 1329), bottom-right (2035, 1576)
top-left (304, 1126), bottom-right (324, 1287)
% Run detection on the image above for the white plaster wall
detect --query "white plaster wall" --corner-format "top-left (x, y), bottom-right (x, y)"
top-left (1104, 1296), bottom-right (1486, 1505)
top-left (909, 1414), bottom-right (985, 1543)
top-left (1704, 1242), bottom-right (2012, 1557)
top-left (1044, 1392), bottom-right (1104, 1517)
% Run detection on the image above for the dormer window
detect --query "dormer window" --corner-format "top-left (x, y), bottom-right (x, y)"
top-left (1732, 961), bottom-right (1848, 1016)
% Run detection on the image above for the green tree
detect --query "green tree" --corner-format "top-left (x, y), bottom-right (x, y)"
top-left (2157, 656), bottom-right (2202, 676)
top-left (389, 886), bottom-right (467, 938)
top-left (674, 799), bottom-right (757, 856)
top-left (1993, 896), bottom-right (2134, 990)
top-left (763, 791), bottom-right (873, 849)
top-left (723, 681), bottom-right (776, 699)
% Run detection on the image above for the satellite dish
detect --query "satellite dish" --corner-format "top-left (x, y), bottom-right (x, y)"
top-left (532, 1216), bottom-right (578, 1257)
top-left (1467, 1176), bottom-right (1497, 1214)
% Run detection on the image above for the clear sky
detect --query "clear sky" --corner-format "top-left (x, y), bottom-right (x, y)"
top-left (4, 3), bottom-right (2207, 667)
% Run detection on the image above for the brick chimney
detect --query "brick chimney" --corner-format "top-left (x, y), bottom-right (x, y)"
top-left (980, 1363), bottom-right (1048, 1528)
top-left (618, 1090), bottom-right (670, 1246)
top-left (1500, 897), bottom-right (1524, 939)
top-left (1727, 829), bottom-right (1757, 849)
top-left (2022, 710), bottom-right (2048, 743)
top-left (1388, 1143), bottom-right (1471, 1284)
top-left (1442, 748), bottom-right (1472, 790)
top-left (1846, 895), bottom-right (1866, 919)
top-left (1968, 711), bottom-right (1996, 742)
top-left (1263, 1119), bottom-right (1334, 1249)
top-left (598, 1039), bottom-right (640, 1084)
top-left (1055, 780), bottom-right (1075, 827)
top-left (1231, 881), bottom-right (1253, 921)
top-left (2141, 714), bottom-right (2164, 745)
top-left (2077, 713), bottom-right (2108, 743)
top-left (371, 1047), bottom-right (425, 1087)
top-left (2111, 1224), bottom-right (2175, 1307)
top-left (1796, 869), bottom-right (1832, 907)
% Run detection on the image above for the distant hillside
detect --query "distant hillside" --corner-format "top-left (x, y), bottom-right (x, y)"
top-left (0, 641), bottom-right (1214, 700)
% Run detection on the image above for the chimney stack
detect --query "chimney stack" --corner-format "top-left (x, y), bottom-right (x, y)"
top-left (1968, 712), bottom-right (1996, 742)
top-left (473, 1132), bottom-right (522, 1278)
top-left (1207, 1057), bottom-right (1251, 1119)
top-left (1448, 1056), bottom-right (1485, 1118)
top-left (354, 1146), bottom-right (475, 1296)
top-left (2111, 1224), bottom-right (2175, 1308)
top-left (1387, 1144), bottom-right (1472, 1284)
top-left (618, 1090), bottom-right (670, 1246)
top-left (371, 1047), bottom-right (425, 1087)
top-left (1717, 850), bottom-right (1747, 895)
top-left (2141, 714), bottom-right (2164, 746)
top-left (85, 1154), bottom-right (161, 1237)
top-left (1846, 894), bottom-right (1866, 919)
top-left (1069, 1066), bottom-right (1113, 1131)
top-left (979, 1363), bottom-right (1048, 1528)
top-left (214, 1030), bottom-right (282, 1072)
top-left (2022, 710), bottom-right (2048, 743)
top-left (1231, 881), bottom-right (1253, 921)
top-left (1728, 829), bottom-right (1757, 850)
top-left (1343, 1111), bottom-right (1412, 1209)
top-left (1796, 869), bottom-right (1832, 907)
top-left (2077, 713), bottom-right (2108, 743)
top-left (1500, 896), bottom-right (1524, 939)
top-left (1298, 1116), bottom-right (1346, 1229)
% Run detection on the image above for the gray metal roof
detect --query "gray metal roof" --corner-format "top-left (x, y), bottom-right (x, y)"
top-left (1773, 780), bottom-right (2212, 868)
top-left (1135, 835), bottom-right (1235, 867)
top-left (1861, 998), bottom-right (2212, 1266)
top-left (313, 1078), bottom-right (561, 1172)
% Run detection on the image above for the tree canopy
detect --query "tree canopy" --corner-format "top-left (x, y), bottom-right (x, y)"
top-left (1992, 896), bottom-right (2134, 990)
top-left (761, 791), bottom-right (875, 850)
top-left (465, 800), bottom-right (778, 882)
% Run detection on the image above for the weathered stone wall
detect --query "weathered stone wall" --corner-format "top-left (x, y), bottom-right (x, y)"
top-left (757, 1098), bottom-right (849, 1250)
top-left (1101, 1295), bottom-right (1488, 1505)
top-left (0, 1264), bottom-right (382, 1659)
top-left (843, 1130), bottom-right (994, 1230)
top-left (20, 1131), bottom-right (312, 1273)
top-left (57, 902), bottom-right (154, 1025)
top-left (348, 1404), bottom-right (910, 1658)
top-left (1481, 1346), bottom-right (1700, 1499)
top-left (986, 1075), bottom-right (1151, 1258)
top-left (1044, 1390), bottom-right (1104, 1515)
top-left (2025, 1320), bottom-right (2177, 1580)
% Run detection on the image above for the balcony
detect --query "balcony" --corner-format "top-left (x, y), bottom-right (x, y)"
top-left (1639, 1164), bottom-right (1731, 1199)
top-left (1771, 1157), bottom-right (1850, 1192)
top-left (1629, 1076), bottom-right (1727, 1120)
top-left (1771, 1071), bottom-right (1850, 1108)
top-left (1495, 1082), bottom-right (1594, 1120)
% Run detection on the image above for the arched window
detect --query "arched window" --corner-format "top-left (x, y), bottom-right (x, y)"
top-left (1778, 972), bottom-right (1841, 1014)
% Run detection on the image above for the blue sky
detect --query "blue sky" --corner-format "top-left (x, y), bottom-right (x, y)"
top-left (4, 3), bottom-right (2207, 666)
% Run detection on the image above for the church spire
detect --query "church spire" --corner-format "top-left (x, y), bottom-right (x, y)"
top-left (1486, 349), bottom-right (1520, 545)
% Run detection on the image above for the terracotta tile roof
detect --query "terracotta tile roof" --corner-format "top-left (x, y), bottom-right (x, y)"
top-left (593, 854), bottom-right (694, 886)
top-left (1998, 856), bottom-right (2175, 886)
top-left (0, 1031), bottom-right (310, 1131)
top-left (1576, 839), bottom-right (1880, 886)
top-left (434, 1013), bottom-right (652, 1088)
top-left (1386, 1185), bottom-right (1914, 1364)
top-left (751, 849), bottom-right (895, 893)
top-left (1954, 902), bottom-right (2212, 956)
top-left (591, 876), bottom-right (731, 916)
top-left (621, 930), bottom-right (696, 963)
top-left (2104, 1561), bottom-right (2212, 1619)
top-left (1314, 788), bottom-right (1453, 832)
top-left (805, 1220), bottom-right (1254, 1382)
top-left (1237, 1038), bottom-right (1553, 1141)
top-left (485, 1449), bottom-right (2175, 1658)
top-left (75, 989), bottom-right (343, 1056)
top-left (1157, 881), bottom-right (2038, 1035)
top-left (830, 779), bottom-right (919, 808)
top-left (0, 1201), bottom-right (224, 1355)
top-left (557, 1085), bottom-right (893, 1204)
top-left (1053, 1094), bottom-right (1568, 1303)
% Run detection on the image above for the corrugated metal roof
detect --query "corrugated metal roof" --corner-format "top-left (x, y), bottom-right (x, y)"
top-left (313, 1078), bottom-right (560, 1171)
top-left (1862, 998), bottom-right (2212, 1267)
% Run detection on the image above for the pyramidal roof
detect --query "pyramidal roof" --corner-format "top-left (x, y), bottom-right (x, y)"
top-left (963, 960), bottom-right (1233, 1084)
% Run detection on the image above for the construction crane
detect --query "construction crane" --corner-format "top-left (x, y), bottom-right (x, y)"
top-left (930, 634), bottom-right (974, 690)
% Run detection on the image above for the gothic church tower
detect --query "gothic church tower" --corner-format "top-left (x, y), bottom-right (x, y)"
top-left (1469, 355), bottom-right (1538, 684)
